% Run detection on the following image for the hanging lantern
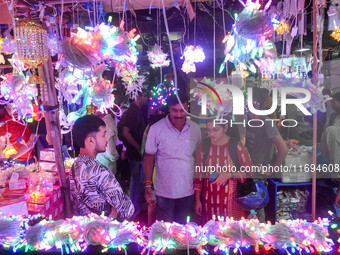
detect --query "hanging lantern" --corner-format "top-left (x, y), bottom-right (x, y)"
top-left (275, 19), bottom-right (290, 35)
top-left (15, 19), bottom-right (49, 68)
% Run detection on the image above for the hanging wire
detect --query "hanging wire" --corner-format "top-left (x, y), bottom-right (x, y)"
top-left (213, 0), bottom-right (216, 80)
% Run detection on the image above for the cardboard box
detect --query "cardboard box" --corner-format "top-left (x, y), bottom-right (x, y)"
top-left (39, 149), bottom-right (55, 162)
top-left (27, 203), bottom-right (46, 216)
top-left (38, 162), bottom-right (57, 172)
top-left (49, 185), bottom-right (62, 206)
top-left (50, 201), bottom-right (64, 220)
top-left (9, 173), bottom-right (27, 190)
top-left (0, 199), bottom-right (28, 216)
top-left (26, 196), bottom-right (51, 213)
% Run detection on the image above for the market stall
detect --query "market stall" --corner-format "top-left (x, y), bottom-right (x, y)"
top-left (0, 0), bottom-right (339, 254)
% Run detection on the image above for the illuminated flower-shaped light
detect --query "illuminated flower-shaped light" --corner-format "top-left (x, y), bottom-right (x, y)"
top-left (331, 27), bottom-right (340, 41)
top-left (275, 19), bottom-right (290, 35)
top-left (147, 44), bottom-right (170, 69)
top-left (181, 45), bottom-right (205, 74)
top-left (220, 0), bottom-right (276, 75)
top-left (124, 75), bottom-right (145, 100)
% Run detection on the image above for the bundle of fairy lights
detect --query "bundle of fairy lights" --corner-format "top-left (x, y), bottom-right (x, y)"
top-left (0, 214), bottom-right (333, 254)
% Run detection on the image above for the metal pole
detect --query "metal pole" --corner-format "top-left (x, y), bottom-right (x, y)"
top-left (312, 0), bottom-right (317, 221)
top-left (39, 58), bottom-right (72, 218)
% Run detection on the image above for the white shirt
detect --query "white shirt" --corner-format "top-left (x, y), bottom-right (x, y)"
top-left (145, 115), bottom-right (201, 199)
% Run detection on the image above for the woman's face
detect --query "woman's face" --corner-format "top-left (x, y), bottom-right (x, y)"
top-left (207, 121), bottom-right (228, 144)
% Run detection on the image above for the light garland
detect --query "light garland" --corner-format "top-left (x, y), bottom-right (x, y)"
top-left (147, 44), bottom-right (170, 69)
top-left (0, 36), bottom-right (15, 55)
top-left (0, 215), bottom-right (333, 254)
top-left (150, 81), bottom-right (177, 110)
top-left (220, 0), bottom-right (277, 75)
top-left (181, 45), bottom-right (205, 74)
top-left (0, 73), bottom-right (38, 120)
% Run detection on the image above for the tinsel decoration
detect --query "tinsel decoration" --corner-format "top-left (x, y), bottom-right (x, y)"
top-left (15, 20), bottom-right (49, 68)
top-left (124, 75), bottom-right (146, 100)
top-left (181, 45), bottom-right (205, 74)
top-left (220, 0), bottom-right (277, 74)
top-left (147, 44), bottom-right (170, 69)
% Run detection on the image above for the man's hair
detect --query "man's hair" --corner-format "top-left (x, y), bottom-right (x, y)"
top-left (251, 87), bottom-right (268, 108)
top-left (332, 91), bottom-right (340, 102)
top-left (167, 92), bottom-right (189, 107)
top-left (72, 115), bottom-right (106, 148)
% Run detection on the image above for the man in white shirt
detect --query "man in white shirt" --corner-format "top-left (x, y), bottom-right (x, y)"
top-left (144, 93), bottom-right (201, 224)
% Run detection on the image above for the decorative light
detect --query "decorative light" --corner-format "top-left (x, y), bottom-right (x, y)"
top-left (275, 19), bottom-right (290, 35)
top-left (331, 27), bottom-right (340, 41)
top-left (147, 44), bottom-right (170, 68)
top-left (15, 19), bottom-right (49, 68)
top-left (181, 45), bottom-right (205, 74)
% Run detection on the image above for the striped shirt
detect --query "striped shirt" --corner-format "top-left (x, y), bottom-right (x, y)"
top-left (70, 155), bottom-right (134, 218)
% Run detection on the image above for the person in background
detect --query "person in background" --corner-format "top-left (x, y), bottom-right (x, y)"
top-left (0, 96), bottom-right (38, 165)
top-left (245, 87), bottom-right (288, 221)
top-left (144, 93), bottom-right (201, 224)
top-left (70, 115), bottom-right (134, 219)
top-left (96, 110), bottom-right (119, 175)
top-left (121, 90), bottom-right (148, 219)
top-left (194, 118), bottom-right (253, 223)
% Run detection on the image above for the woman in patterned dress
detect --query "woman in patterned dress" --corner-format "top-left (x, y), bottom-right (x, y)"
top-left (194, 119), bottom-right (253, 223)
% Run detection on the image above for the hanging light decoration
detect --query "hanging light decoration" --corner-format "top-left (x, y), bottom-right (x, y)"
top-left (15, 19), bottom-right (49, 68)
top-left (331, 27), bottom-right (340, 41)
top-left (275, 19), bottom-right (290, 35)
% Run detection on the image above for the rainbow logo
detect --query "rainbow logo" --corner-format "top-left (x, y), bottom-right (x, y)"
top-left (197, 81), bottom-right (223, 106)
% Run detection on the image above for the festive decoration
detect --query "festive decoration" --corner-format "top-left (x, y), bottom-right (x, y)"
top-left (0, 36), bottom-right (15, 54)
top-left (61, 22), bottom-right (139, 82)
top-left (123, 75), bottom-right (146, 100)
top-left (331, 27), bottom-right (340, 41)
top-left (275, 19), bottom-right (290, 35)
top-left (27, 172), bottom-right (54, 204)
top-left (0, 73), bottom-right (38, 119)
top-left (190, 78), bottom-right (235, 115)
top-left (220, 0), bottom-right (277, 74)
top-left (90, 79), bottom-right (115, 112)
top-left (147, 44), bottom-right (170, 69)
top-left (150, 81), bottom-right (177, 110)
top-left (146, 221), bottom-right (205, 254)
top-left (270, 78), bottom-right (330, 114)
top-left (0, 214), bottom-right (334, 254)
top-left (15, 20), bottom-right (49, 68)
top-left (181, 45), bottom-right (205, 74)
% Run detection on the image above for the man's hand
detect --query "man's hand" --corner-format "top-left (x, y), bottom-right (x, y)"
top-left (145, 187), bottom-right (156, 206)
top-left (109, 206), bottom-right (118, 219)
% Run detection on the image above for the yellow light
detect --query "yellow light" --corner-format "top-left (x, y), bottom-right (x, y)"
top-left (275, 19), bottom-right (290, 35)
top-left (3, 145), bottom-right (17, 158)
top-left (331, 28), bottom-right (340, 42)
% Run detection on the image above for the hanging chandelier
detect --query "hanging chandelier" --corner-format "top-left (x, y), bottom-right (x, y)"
top-left (15, 19), bottom-right (49, 68)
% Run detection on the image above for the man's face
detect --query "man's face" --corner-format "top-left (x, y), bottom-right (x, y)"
top-left (94, 126), bottom-right (108, 153)
top-left (169, 102), bottom-right (188, 126)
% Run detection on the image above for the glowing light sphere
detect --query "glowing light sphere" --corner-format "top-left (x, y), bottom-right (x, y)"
top-left (181, 45), bottom-right (205, 74)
